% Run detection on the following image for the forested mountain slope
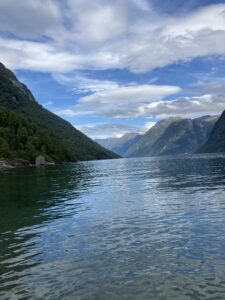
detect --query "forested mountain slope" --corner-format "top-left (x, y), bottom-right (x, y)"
top-left (0, 62), bottom-right (118, 161)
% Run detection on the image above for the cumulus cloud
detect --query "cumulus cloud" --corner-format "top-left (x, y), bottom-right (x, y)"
top-left (67, 0), bottom-right (129, 45)
top-left (59, 75), bottom-right (225, 119)
top-left (57, 74), bottom-right (225, 120)
top-left (194, 80), bottom-right (225, 95)
top-left (1, 0), bottom-right (225, 135)
top-left (0, 1), bottom-right (225, 73)
top-left (0, 37), bottom-right (124, 73)
top-left (75, 121), bottom-right (155, 139)
top-left (143, 94), bottom-right (225, 118)
top-left (59, 78), bottom-right (181, 118)
top-left (0, 38), bottom-right (77, 72)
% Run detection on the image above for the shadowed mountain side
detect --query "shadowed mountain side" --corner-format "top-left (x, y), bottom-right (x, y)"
top-left (125, 116), bottom-right (218, 157)
top-left (199, 111), bottom-right (225, 153)
top-left (0, 62), bottom-right (119, 161)
top-left (149, 117), bottom-right (218, 156)
top-left (125, 117), bottom-right (182, 157)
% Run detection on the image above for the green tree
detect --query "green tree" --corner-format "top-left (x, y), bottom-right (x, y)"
top-left (0, 137), bottom-right (11, 158)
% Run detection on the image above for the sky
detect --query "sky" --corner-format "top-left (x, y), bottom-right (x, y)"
top-left (0, 0), bottom-right (225, 138)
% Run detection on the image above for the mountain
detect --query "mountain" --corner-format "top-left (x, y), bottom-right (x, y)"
top-left (0, 62), bottom-right (119, 162)
top-left (96, 133), bottom-right (142, 156)
top-left (199, 111), bottom-right (225, 153)
top-left (149, 116), bottom-right (218, 156)
top-left (0, 108), bottom-right (69, 163)
top-left (125, 116), bottom-right (218, 157)
top-left (125, 117), bottom-right (182, 157)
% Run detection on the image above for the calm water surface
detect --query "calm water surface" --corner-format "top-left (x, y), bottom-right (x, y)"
top-left (1, 155), bottom-right (225, 299)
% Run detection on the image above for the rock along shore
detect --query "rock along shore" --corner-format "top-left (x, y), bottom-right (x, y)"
top-left (0, 158), bottom-right (31, 170)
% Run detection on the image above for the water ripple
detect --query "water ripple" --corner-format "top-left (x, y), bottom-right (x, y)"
top-left (1, 155), bottom-right (225, 299)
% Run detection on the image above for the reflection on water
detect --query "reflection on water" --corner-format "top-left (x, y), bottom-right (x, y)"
top-left (1, 154), bottom-right (225, 299)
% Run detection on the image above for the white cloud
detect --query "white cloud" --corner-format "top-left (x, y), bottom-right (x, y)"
top-left (124, 29), bottom-right (225, 73)
top-left (75, 121), bottom-right (154, 139)
top-left (142, 94), bottom-right (225, 118)
top-left (58, 87), bottom-right (225, 120)
top-left (0, 0), bottom-right (62, 39)
top-left (67, 0), bottom-right (129, 45)
top-left (165, 4), bottom-right (225, 36)
top-left (73, 90), bottom-right (225, 138)
top-left (0, 2), bottom-right (225, 73)
top-left (53, 74), bottom-right (119, 93)
top-left (75, 122), bottom-right (138, 139)
top-left (0, 36), bottom-right (123, 73)
top-left (194, 80), bottom-right (225, 95)
top-left (1, 0), bottom-right (225, 129)
top-left (0, 38), bottom-right (78, 73)
top-left (59, 78), bottom-right (181, 118)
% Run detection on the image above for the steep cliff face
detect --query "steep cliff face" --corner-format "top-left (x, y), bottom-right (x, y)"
top-left (125, 116), bottom-right (218, 157)
top-left (199, 111), bottom-right (225, 153)
top-left (0, 62), bottom-right (119, 161)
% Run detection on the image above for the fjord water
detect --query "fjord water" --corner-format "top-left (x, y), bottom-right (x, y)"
top-left (1, 155), bottom-right (225, 299)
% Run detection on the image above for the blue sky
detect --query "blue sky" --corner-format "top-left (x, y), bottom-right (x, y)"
top-left (0, 0), bottom-right (225, 138)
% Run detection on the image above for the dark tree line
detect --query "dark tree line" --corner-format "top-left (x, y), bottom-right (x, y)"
top-left (0, 108), bottom-right (70, 163)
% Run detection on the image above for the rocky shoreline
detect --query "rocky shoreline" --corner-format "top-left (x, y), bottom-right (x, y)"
top-left (0, 158), bottom-right (32, 170)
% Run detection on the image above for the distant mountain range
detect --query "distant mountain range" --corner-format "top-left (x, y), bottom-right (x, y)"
top-left (1, 62), bottom-right (225, 162)
top-left (0, 62), bottom-right (119, 163)
top-left (96, 133), bottom-right (142, 156)
top-left (97, 115), bottom-right (221, 157)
